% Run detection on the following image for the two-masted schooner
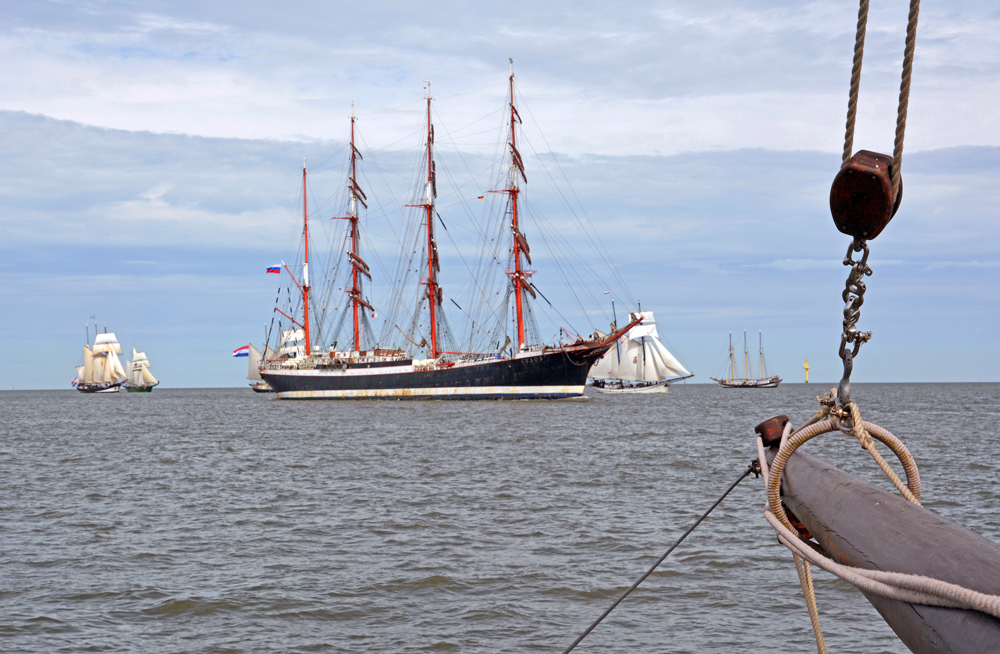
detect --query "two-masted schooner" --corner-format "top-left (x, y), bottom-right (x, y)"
top-left (588, 311), bottom-right (693, 393)
top-left (257, 65), bottom-right (635, 399)
top-left (710, 330), bottom-right (781, 388)
top-left (123, 344), bottom-right (159, 392)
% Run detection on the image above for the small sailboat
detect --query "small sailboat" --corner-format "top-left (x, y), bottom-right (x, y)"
top-left (124, 344), bottom-right (159, 392)
top-left (75, 321), bottom-right (126, 393)
top-left (588, 311), bottom-right (693, 393)
top-left (711, 330), bottom-right (781, 388)
top-left (247, 343), bottom-right (275, 393)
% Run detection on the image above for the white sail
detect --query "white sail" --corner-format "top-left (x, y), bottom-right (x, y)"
top-left (93, 354), bottom-right (107, 382)
top-left (628, 311), bottom-right (659, 339)
top-left (131, 346), bottom-right (148, 365)
top-left (248, 344), bottom-right (263, 381)
top-left (108, 349), bottom-right (126, 380)
top-left (75, 365), bottom-right (84, 379)
top-left (93, 333), bottom-right (124, 354)
top-left (280, 329), bottom-right (305, 345)
top-left (83, 345), bottom-right (95, 383)
top-left (589, 337), bottom-right (619, 379)
top-left (650, 338), bottom-right (691, 379)
top-left (141, 366), bottom-right (158, 385)
top-left (589, 310), bottom-right (691, 383)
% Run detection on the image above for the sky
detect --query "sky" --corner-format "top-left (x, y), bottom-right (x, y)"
top-left (1, 0), bottom-right (998, 389)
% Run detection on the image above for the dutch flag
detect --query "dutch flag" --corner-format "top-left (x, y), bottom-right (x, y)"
top-left (233, 345), bottom-right (250, 358)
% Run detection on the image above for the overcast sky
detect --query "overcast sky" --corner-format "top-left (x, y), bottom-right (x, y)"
top-left (2, 0), bottom-right (998, 389)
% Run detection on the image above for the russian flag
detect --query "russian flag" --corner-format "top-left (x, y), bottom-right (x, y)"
top-left (233, 345), bottom-right (250, 357)
top-left (266, 266), bottom-right (281, 274)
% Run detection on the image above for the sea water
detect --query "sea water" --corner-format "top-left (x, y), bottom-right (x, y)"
top-left (1, 383), bottom-right (998, 653)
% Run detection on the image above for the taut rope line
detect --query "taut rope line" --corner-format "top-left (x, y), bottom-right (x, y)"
top-left (561, 464), bottom-right (755, 654)
top-left (842, 0), bottom-right (870, 166)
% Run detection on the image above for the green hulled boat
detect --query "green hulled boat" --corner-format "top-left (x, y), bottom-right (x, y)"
top-left (123, 344), bottom-right (159, 392)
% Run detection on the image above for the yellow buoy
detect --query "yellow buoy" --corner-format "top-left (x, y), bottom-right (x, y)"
top-left (804, 357), bottom-right (810, 383)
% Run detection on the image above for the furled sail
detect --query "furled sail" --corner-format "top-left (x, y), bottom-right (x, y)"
top-left (589, 311), bottom-right (691, 383)
top-left (278, 329), bottom-right (306, 358)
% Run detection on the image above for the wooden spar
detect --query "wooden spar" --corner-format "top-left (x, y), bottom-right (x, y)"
top-left (302, 159), bottom-right (311, 356)
top-left (767, 448), bottom-right (1000, 652)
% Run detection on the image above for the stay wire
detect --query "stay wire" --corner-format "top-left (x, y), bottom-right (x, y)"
top-left (560, 464), bottom-right (754, 654)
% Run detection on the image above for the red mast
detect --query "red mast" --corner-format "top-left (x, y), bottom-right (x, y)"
top-left (333, 107), bottom-right (373, 353)
top-left (423, 83), bottom-right (440, 358)
top-left (506, 59), bottom-right (531, 351)
top-left (403, 84), bottom-right (443, 358)
top-left (302, 158), bottom-right (311, 357)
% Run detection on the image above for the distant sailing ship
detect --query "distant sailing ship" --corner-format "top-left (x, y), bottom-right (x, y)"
top-left (710, 330), bottom-right (781, 388)
top-left (247, 343), bottom-right (275, 393)
top-left (589, 311), bottom-right (693, 393)
top-left (75, 321), bottom-right (126, 393)
top-left (257, 64), bottom-right (634, 400)
top-left (123, 344), bottom-right (159, 392)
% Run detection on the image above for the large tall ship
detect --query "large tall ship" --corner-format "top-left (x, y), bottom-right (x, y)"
top-left (75, 321), bottom-right (127, 393)
top-left (710, 330), bottom-right (781, 388)
top-left (259, 66), bottom-right (636, 399)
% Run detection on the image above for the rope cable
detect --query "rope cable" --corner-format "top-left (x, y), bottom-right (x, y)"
top-left (561, 465), bottom-right (753, 654)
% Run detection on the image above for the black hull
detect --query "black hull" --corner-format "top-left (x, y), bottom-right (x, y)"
top-left (76, 382), bottom-right (122, 394)
top-left (261, 346), bottom-right (606, 400)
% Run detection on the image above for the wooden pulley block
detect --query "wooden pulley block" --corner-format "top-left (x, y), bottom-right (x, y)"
top-left (755, 415), bottom-right (789, 448)
top-left (829, 150), bottom-right (903, 240)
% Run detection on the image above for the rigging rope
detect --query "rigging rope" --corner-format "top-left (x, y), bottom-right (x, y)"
top-left (841, 0), bottom-right (920, 201)
top-left (561, 464), bottom-right (755, 654)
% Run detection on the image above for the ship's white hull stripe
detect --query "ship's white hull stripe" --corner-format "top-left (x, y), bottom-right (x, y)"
top-left (275, 384), bottom-right (584, 400)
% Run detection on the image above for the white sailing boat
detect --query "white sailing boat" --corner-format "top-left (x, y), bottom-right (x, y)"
top-left (247, 343), bottom-right (276, 393)
top-left (76, 323), bottom-right (127, 393)
top-left (124, 344), bottom-right (159, 392)
top-left (588, 311), bottom-right (693, 393)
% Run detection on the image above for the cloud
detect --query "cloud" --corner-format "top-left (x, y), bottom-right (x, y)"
top-left (1, 2), bottom-right (999, 155)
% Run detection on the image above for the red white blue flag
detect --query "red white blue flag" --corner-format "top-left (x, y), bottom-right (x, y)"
top-left (266, 266), bottom-right (281, 274)
top-left (233, 345), bottom-right (250, 357)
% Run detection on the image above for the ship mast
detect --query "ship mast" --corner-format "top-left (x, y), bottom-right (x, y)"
top-left (505, 59), bottom-right (531, 351)
top-left (424, 83), bottom-right (441, 358)
top-left (302, 158), bottom-right (311, 357)
top-left (744, 330), bottom-right (749, 380)
top-left (759, 330), bottom-right (764, 379)
top-left (332, 106), bottom-right (373, 353)
top-left (729, 332), bottom-right (735, 381)
top-left (346, 108), bottom-right (370, 351)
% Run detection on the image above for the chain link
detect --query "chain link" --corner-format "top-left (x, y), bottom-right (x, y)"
top-left (837, 239), bottom-right (873, 406)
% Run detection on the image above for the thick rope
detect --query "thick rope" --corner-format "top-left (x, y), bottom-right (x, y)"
top-left (766, 413), bottom-right (920, 533)
top-left (891, 0), bottom-right (921, 197)
top-left (848, 403), bottom-right (919, 504)
top-left (794, 553), bottom-right (828, 654)
top-left (842, 0), bottom-right (870, 166)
